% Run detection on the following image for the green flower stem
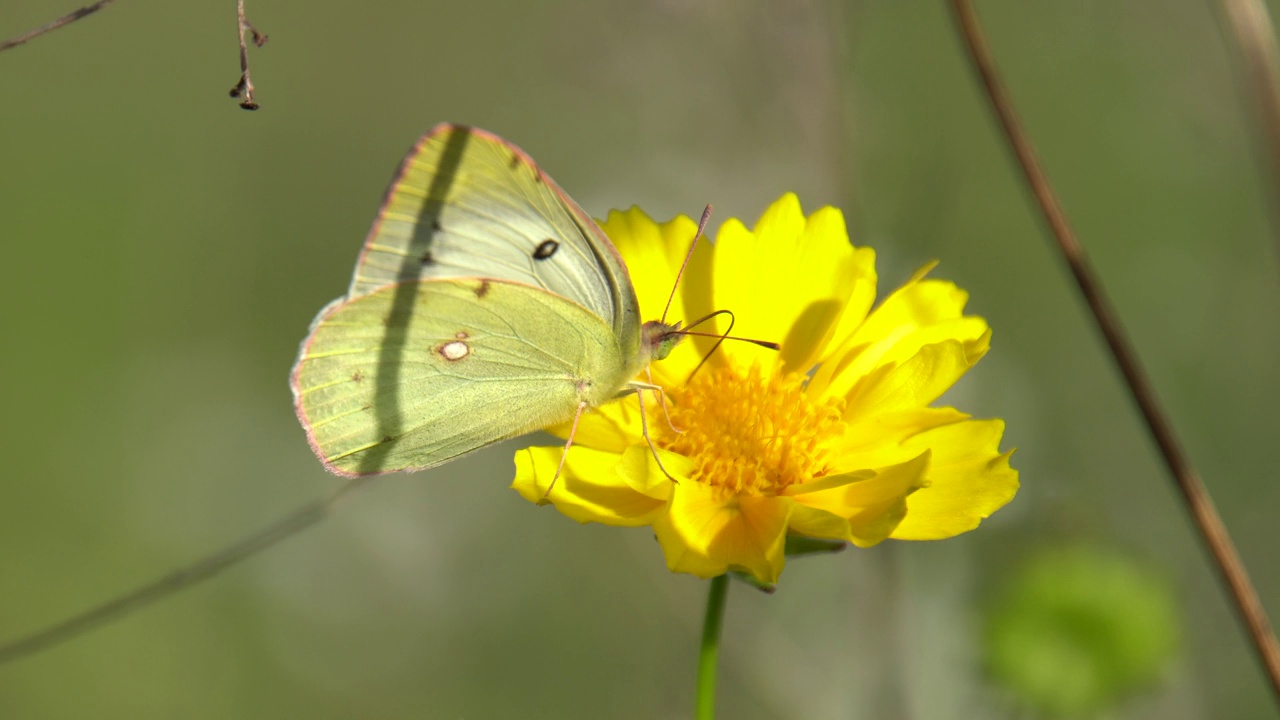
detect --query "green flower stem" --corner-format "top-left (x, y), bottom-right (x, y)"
top-left (696, 574), bottom-right (730, 720)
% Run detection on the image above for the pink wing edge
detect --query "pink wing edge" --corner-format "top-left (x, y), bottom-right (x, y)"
top-left (289, 295), bottom-right (367, 478)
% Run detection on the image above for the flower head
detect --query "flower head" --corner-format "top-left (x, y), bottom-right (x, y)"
top-left (512, 194), bottom-right (1018, 585)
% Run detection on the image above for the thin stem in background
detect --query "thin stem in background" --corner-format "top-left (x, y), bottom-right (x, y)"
top-left (696, 574), bottom-right (729, 720)
top-left (0, 476), bottom-right (374, 666)
top-left (229, 0), bottom-right (268, 110)
top-left (0, 0), bottom-right (115, 54)
top-left (948, 0), bottom-right (1280, 705)
top-left (1217, 0), bottom-right (1280, 260)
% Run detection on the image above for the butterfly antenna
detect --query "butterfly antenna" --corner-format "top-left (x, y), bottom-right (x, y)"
top-left (678, 309), bottom-right (782, 348)
top-left (660, 205), bottom-right (714, 325)
top-left (688, 309), bottom-right (732, 379)
top-left (677, 329), bottom-right (780, 349)
top-left (675, 310), bottom-right (781, 380)
top-left (0, 475), bottom-right (377, 667)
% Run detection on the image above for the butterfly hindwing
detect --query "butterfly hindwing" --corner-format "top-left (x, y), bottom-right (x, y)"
top-left (291, 278), bottom-right (634, 477)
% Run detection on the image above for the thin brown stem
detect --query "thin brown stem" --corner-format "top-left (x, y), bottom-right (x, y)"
top-left (1217, 0), bottom-right (1280, 259)
top-left (229, 0), bottom-right (268, 110)
top-left (950, 0), bottom-right (1280, 705)
top-left (0, 476), bottom-right (374, 666)
top-left (0, 0), bottom-right (115, 54)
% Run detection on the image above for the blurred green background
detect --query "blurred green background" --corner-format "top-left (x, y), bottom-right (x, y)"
top-left (2, 1), bottom-right (1278, 718)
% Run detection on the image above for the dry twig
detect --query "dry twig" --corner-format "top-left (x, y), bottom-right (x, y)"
top-left (229, 0), bottom-right (268, 110)
top-left (0, 0), bottom-right (115, 54)
top-left (950, 0), bottom-right (1280, 705)
top-left (1217, 0), bottom-right (1280, 259)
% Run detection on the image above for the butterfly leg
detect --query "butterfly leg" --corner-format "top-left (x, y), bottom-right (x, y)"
top-left (627, 382), bottom-right (680, 484)
top-left (644, 366), bottom-right (684, 435)
top-left (543, 400), bottom-right (588, 502)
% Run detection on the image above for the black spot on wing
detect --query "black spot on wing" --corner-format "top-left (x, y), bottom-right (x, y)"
top-left (533, 239), bottom-right (559, 260)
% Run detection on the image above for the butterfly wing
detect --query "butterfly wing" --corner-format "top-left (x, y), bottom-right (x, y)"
top-left (291, 278), bottom-right (634, 477)
top-left (349, 123), bottom-right (641, 353)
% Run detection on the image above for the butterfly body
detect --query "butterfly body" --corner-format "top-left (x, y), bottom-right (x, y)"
top-left (291, 124), bottom-right (678, 477)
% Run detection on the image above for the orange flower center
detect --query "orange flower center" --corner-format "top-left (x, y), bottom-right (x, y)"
top-left (661, 364), bottom-right (845, 496)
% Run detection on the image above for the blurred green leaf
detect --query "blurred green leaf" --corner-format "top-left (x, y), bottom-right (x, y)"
top-left (985, 545), bottom-right (1180, 717)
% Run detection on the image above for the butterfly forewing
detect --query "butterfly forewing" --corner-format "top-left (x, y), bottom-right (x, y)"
top-left (291, 278), bottom-right (633, 477)
top-left (350, 124), bottom-right (639, 346)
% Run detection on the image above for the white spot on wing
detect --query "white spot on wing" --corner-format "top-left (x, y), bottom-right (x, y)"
top-left (439, 340), bottom-right (470, 361)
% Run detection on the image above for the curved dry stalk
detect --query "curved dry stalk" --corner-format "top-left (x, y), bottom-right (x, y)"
top-left (0, 0), bottom-right (115, 54)
top-left (1217, 0), bottom-right (1280, 257)
top-left (949, 0), bottom-right (1280, 704)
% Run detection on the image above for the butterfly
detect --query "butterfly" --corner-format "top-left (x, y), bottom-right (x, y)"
top-left (290, 124), bottom-right (683, 478)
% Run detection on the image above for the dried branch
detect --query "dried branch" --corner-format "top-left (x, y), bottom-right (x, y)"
top-left (0, 0), bottom-right (115, 54)
top-left (1217, 0), bottom-right (1280, 259)
top-left (949, 0), bottom-right (1280, 705)
top-left (228, 0), bottom-right (268, 110)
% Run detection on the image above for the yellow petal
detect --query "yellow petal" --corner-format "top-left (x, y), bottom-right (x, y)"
top-left (800, 237), bottom-right (877, 372)
top-left (615, 444), bottom-right (693, 499)
top-left (602, 207), bottom-right (696, 324)
top-left (654, 483), bottom-right (792, 584)
top-left (708, 195), bottom-right (867, 376)
top-left (752, 191), bottom-right (807, 239)
top-left (541, 395), bottom-right (646, 453)
top-left (889, 419), bottom-right (1019, 540)
top-left (813, 275), bottom-right (989, 401)
top-left (512, 445), bottom-right (666, 526)
top-left (853, 272), bottom-right (970, 352)
top-left (602, 207), bottom-right (713, 386)
top-left (793, 452), bottom-right (930, 547)
top-left (839, 333), bottom-right (990, 420)
top-left (787, 503), bottom-right (855, 542)
top-left (830, 411), bottom-right (1017, 539)
top-left (837, 407), bottom-right (972, 469)
top-left (781, 468), bottom-right (875, 496)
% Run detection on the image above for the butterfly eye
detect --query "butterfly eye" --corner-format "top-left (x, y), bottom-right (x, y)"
top-left (533, 239), bottom-right (559, 260)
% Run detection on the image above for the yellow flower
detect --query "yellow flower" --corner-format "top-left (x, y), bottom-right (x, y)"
top-left (512, 193), bottom-right (1018, 585)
